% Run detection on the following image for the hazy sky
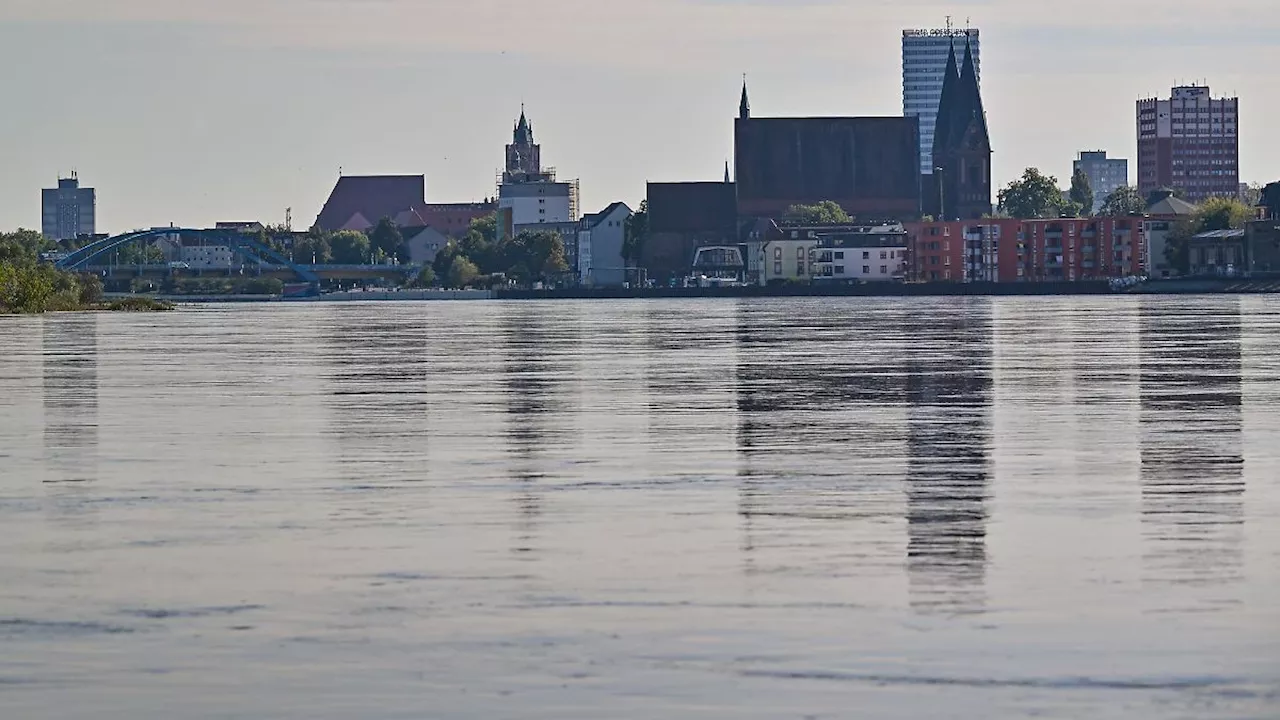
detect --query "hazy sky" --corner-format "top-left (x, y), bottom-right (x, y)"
top-left (2, 0), bottom-right (1276, 233)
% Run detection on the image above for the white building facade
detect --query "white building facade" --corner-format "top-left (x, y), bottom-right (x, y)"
top-left (903, 27), bottom-right (980, 176)
top-left (813, 245), bottom-right (908, 282)
top-left (576, 202), bottom-right (632, 287)
top-left (181, 245), bottom-right (235, 269)
top-left (498, 181), bottom-right (578, 228)
top-left (757, 238), bottom-right (820, 285)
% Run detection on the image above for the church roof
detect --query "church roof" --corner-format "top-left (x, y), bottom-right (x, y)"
top-left (314, 175), bottom-right (426, 232)
top-left (956, 39), bottom-right (989, 149)
top-left (933, 37), bottom-right (990, 158)
top-left (514, 106), bottom-right (533, 145)
top-left (931, 40), bottom-right (961, 162)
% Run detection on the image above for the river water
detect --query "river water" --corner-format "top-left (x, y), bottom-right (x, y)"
top-left (1, 297), bottom-right (1278, 719)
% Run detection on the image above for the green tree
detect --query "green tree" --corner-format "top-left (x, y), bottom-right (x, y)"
top-left (78, 273), bottom-right (104, 305)
top-left (447, 255), bottom-right (479, 288)
top-left (623, 199), bottom-right (649, 263)
top-left (414, 265), bottom-right (437, 288)
top-left (1163, 197), bottom-right (1255, 274)
top-left (1069, 167), bottom-right (1095, 216)
top-left (294, 229), bottom-right (333, 264)
top-left (117, 240), bottom-right (165, 265)
top-left (458, 227), bottom-right (498, 273)
top-left (242, 277), bottom-right (285, 295)
top-left (432, 240), bottom-right (462, 280)
top-left (498, 230), bottom-right (569, 285)
top-left (255, 224), bottom-right (292, 256)
top-left (781, 200), bottom-right (851, 224)
top-left (1099, 186), bottom-right (1147, 216)
top-left (998, 168), bottom-right (1064, 219)
top-left (0, 262), bottom-right (55, 313)
top-left (1240, 182), bottom-right (1264, 208)
top-left (470, 212), bottom-right (499, 245)
top-left (0, 229), bottom-right (53, 267)
top-left (1196, 196), bottom-right (1254, 231)
top-left (330, 230), bottom-right (371, 265)
top-left (370, 217), bottom-right (406, 264)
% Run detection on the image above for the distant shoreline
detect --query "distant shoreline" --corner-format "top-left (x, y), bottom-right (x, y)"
top-left (98, 278), bottom-right (1280, 305)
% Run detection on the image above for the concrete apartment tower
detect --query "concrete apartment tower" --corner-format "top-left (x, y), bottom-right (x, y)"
top-left (1075, 151), bottom-right (1129, 213)
top-left (41, 173), bottom-right (96, 241)
top-left (1137, 85), bottom-right (1239, 204)
top-left (903, 26), bottom-right (980, 177)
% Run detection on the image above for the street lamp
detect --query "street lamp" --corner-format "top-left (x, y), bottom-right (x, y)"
top-left (934, 166), bottom-right (946, 221)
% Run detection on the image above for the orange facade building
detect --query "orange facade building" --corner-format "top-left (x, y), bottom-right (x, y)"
top-left (905, 218), bottom-right (1146, 283)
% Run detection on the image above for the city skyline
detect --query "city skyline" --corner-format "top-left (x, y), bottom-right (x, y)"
top-left (1, 0), bottom-right (1276, 233)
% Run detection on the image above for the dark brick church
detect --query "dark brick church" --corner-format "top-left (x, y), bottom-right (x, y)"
top-left (733, 82), bottom-right (923, 222)
top-left (926, 37), bottom-right (992, 221)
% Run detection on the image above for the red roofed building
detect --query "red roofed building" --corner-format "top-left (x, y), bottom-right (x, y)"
top-left (413, 202), bottom-right (497, 236)
top-left (314, 175), bottom-right (426, 232)
top-left (313, 174), bottom-right (494, 237)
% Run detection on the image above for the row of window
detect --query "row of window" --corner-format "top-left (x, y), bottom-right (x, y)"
top-left (829, 265), bottom-right (893, 275)
top-left (773, 248), bottom-right (903, 261)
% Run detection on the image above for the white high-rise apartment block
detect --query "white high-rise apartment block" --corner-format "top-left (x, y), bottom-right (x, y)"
top-left (903, 27), bottom-right (980, 176)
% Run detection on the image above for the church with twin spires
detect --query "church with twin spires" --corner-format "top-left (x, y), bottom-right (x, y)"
top-left (928, 36), bottom-right (992, 221)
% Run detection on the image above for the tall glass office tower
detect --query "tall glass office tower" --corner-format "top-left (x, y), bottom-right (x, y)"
top-left (903, 28), bottom-right (980, 176)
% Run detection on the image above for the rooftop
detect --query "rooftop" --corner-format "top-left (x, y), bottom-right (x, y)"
top-left (1192, 229), bottom-right (1246, 240)
top-left (1147, 195), bottom-right (1198, 217)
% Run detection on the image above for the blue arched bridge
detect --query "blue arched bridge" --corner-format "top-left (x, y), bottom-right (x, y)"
top-left (56, 228), bottom-right (322, 283)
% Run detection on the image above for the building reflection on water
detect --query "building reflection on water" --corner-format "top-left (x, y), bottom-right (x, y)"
top-left (733, 299), bottom-right (993, 612)
top-left (499, 304), bottom-right (579, 559)
top-left (322, 307), bottom-right (433, 485)
top-left (41, 315), bottom-right (100, 486)
top-left (1139, 298), bottom-right (1245, 597)
top-left (902, 302), bottom-right (994, 614)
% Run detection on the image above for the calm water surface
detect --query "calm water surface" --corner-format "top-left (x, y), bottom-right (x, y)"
top-left (1, 297), bottom-right (1278, 719)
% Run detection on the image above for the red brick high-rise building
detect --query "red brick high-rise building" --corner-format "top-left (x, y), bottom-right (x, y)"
top-left (1137, 86), bottom-right (1239, 204)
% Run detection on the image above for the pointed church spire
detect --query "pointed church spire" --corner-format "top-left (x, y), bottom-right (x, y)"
top-left (931, 39), bottom-right (960, 164)
top-left (739, 75), bottom-right (751, 120)
top-left (957, 37), bottom-right (989, 149)
top-left (514, 104), bottom-right (532, 144)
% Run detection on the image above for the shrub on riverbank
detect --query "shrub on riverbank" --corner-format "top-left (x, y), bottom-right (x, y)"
top-left (1, 229), bottom-right (152, 314)
top-left (0, 262), bottom-right (94, 314)
top-left (167, 276), bottom-right (284, 296)
top-left (105, 297), bottom-right (174, 312)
